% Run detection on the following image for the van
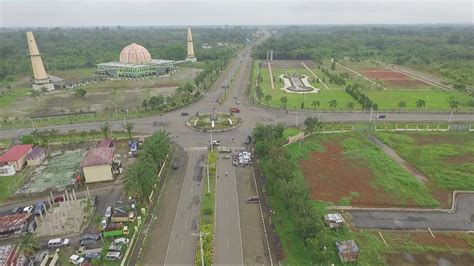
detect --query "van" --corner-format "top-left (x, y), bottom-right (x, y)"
top-left (106, 251), bottom-right (122, 260)
top-left (105, 206), bottom-right (113, 218)
top-left (47, 238), bottom-right (70, 248)
top-left (33, 201), bottom-right (46, 215)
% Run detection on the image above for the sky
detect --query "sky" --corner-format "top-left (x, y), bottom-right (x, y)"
top-left (1, 0), bottom-right (472, 27)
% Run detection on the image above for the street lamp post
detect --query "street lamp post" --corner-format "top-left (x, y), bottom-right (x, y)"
top-left (191, 232), bottom-right (209, 266)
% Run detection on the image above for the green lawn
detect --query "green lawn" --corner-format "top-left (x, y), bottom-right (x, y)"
top-left (282, 127), bottom-right (301, 140)
top-left (49, 68), bottom-right (95, 81)
top-left (374, 132), bottom-right (474, 191)
top-left (0, 174), bottom-right (15, 203)
top-left (0, 87), bottom-right (30, 112)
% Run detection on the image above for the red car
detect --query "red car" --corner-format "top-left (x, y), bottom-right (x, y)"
top-left (54, 195), bottom-right (64, 203)
top-left (229, 107), bottom-right (240, 113)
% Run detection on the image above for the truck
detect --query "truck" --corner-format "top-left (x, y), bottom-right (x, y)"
top-left (111, 211), bottom-right (136, 223)
top-left (218, 146), bottom-right (232, 153)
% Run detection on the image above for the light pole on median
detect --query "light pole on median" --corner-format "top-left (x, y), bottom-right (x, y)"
top-left (191, 231), bottom-right (209, 266)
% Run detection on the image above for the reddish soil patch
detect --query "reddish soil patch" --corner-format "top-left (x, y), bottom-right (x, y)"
top-left (300, 142), bottom-right (401, 207)
top-left (409, 233), bottom-right (471, 249)
top-left (412, 135), bottom-right (466, 145)
top-left (361, 68), bottom-right (427, 87)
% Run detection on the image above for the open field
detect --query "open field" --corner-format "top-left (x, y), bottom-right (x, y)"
top-left (290, 132), bottom-right (438, 207)
top-left (0, 67), bottom-right (200, 118)
top-left (253, 60), bottom-right (474, 111)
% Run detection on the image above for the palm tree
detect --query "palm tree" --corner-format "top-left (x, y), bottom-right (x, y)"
top-left (415, 99), bottom-right (426, 111)
top-left (100, 123), bottom-right (111, 138)
top-left (346, 101), bottom-right (354, 110)
top-left (123, 121), bottom-right (135, 138)
top-left (398, 101), bottom-right (406, 109)
top-left (19, 233), bottom-right (40, 263)
top-left (280, 96), bottom-right (288, 109)
top-left (311, 100), bottom-right (320, 110)
top-left (328, 99), bottom-right (337, 109)
top-left (448, 100), bottom-right (459, 123)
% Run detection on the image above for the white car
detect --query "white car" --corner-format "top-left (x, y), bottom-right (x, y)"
top-left (113, 237), bottom-right (130, 245)
top-left (69, 255), bottom-right (84, 265)
top-left (101, 217), bottom-right (109, 229)
top-left (22, 206), bottom-right (34, 214)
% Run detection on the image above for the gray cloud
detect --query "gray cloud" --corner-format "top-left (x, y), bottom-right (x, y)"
top-left (1, 0), bottom-right (472, 27)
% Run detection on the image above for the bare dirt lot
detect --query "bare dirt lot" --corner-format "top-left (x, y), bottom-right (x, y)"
top-left (387, 252), bottom-right (474, 265)
top-left (300, 141), bottom-right (401, 207)
top-left (361, 68), bottom-right (429, 88)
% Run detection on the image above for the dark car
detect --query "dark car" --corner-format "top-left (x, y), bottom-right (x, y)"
top-left (80, 234), bottom-right (100, 242)
top-left (244, 135), bottom-right (252, 145)
top-left (80, 239), bottom-right (97, 247)
top-left (11, 206), bottom-right (23, 214)
top-left (54, 195), bottom-right (64, 203)
top-left (84, 253), bottom-right (101, 262)
top-left (377, 114), bottom-right (386, 119)
top-left (181, 112), bottom-right (189, 116)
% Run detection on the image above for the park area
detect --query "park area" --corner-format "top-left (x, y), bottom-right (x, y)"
top-left (253, 60), bottom-right (474, 111)
top-left (274, 129), bottom-right (474, 264)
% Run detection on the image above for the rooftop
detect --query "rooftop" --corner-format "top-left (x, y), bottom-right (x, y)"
top-left (80, 147), bottom-right (115, 167)
top-left (336, 240), bottom-right (359, 253)
top-left (0, 213), bottom-right (30, 234)
top-left (26, 147), bottom-right (45, 160)
top-left (0, 144), bottom-right (32, 163)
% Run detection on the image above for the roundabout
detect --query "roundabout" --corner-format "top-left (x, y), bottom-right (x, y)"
top-left (186, 112), bottom-right (243, 132)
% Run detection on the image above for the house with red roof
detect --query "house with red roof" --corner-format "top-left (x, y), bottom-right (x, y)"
top-left (80, 147), bottom-right (116, 183)
top-left (0, 144), bottom-right (32, 171)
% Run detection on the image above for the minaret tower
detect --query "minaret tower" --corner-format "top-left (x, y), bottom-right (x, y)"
top-left (26, 32), bottom-right (55, 91)
top-left (186, 27), bottom-right (197, 62)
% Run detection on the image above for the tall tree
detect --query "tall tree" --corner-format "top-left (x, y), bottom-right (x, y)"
top-left (304, 117), bottom-right (322, 134)
top-left (19, 233), bottom-right (39, 263)
top-left (311, 100), bottom-right (320, 110)
top-left (280, 96), bottom-right (288, 109)
top-left (328, 99), bottom-right (337, 109)
top-left (346, 101), bottom-right (354, 110)
top-left (415, 99), bottom-right (426, 110)
top-left (398, 100), bottom-right (406, 109)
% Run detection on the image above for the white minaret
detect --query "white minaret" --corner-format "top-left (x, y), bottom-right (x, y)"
top-left (186, 27), bottom-right (197, 62)
top-left (26, 32), bottom-right (55, 91)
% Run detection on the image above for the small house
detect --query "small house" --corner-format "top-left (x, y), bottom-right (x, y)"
top-left (324, 213), bottom-right (345, 229)
top-left (0, 144), bottom-right (32, 171)
top-left (80, 147), bottom-right (116, 183)
top-left (336, 240), bottom-right (359, 263)
top-left (26, 147), bottom-right (47, 166)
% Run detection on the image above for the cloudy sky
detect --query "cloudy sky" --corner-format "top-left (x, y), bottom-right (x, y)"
top-left (1, 0), bottom-right (472, 27)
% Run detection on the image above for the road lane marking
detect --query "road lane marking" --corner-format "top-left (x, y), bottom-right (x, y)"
top-left (180, 239), bottom-right (184, 250)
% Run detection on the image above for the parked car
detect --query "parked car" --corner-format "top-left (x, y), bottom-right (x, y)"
top-left (229, 107), bottom-right (240, 113)
top-left (211, 140), bottom-right (221, 146)
top-left (181, 112), bottom-right (189, 116)
top-left (106, 251), bottom-right (122, 261)
top-left (47, 238), bottom-right (70, 248)
top-left (11, 206), bottom-right (23, 214)
top-left (113, 237), bottom-right (130, 245)
top-left (377, 114), bottom-right (386, 119)
top-left (80, 239), bottom-right (97, 247)
top-left (105, 206), bottom-right (113, 218)
top-left (53, 195), bottom-right (64, 203)
top-left (33, 201), bottom-right (46, 215)
top-left (101, 217), bottom-right (110, 229)
top-left (84, 253), bottom-right (101, 262)
top-left (80, 234), bottom-right (100, 242)
top-left (247, 196), bottom-right (260, 203)
top-left (69, 255), bottom-right (84, 265)
top-left (108, 244), bottom-right (123, 252)
top-left (22, 206), bottom-right (34, 214)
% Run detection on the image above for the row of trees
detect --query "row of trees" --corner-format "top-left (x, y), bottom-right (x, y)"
top-left (345, 85), bottom-right (378, 110)
top-left (123, 130), bottom-right (170, 203)
top-left (321, 67), bottom-right (346, 86)
top-left (253, 123), bottom-right (331, 263)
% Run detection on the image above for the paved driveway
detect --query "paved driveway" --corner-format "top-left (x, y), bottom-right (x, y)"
top-left (350, 194), bottom-right (474, 231)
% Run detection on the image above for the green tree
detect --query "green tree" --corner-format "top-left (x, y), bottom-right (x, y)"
top-left (74, 88), bottom-right (87, 97)
top-left (100, 122), bottom-right (111, 138)
top-left (398, 100), bottom-right (406, 109)
top-left (255, 86), bottom-right (264, 102)
top-left (123, 121), bottom-right (135, 138)
top-left (330, 61), bottom-right (336, 70)
top-left (328, 99), bottom-right (337, 109)
top-left (449, 100), bottom-right (459, 111)
top-left (264, 94), bottom-right (272, 104)
top-left (415, 99), bottom-right (426, 110)
top-left (346, 101), bottom-right (354, 110)
top-left (19, 233), bottom-right (40, 262)
top-left (311, 100), bottom-right (320, 110)
top-left (304, 116), bottom-right (322, 134)
top-left (280, 96), bottom-right (288, 109)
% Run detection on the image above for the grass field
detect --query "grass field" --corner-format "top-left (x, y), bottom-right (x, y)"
top-left (0, 175), bottom-right (15, 203)
top-left (253, 60), bottom-right (474, 111)
top-left (374, 132), bottom-right (474, 191)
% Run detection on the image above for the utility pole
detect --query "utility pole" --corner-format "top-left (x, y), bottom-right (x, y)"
top-left (191, 231), bottom-right (209, 266)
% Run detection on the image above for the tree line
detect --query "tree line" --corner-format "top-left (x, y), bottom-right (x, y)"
top-left (345, 84), bottom-right (378, 110)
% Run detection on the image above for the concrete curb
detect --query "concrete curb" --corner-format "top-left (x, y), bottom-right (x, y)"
top-left (328, 191), bottom-right (474, 214)
top-left (185, 118), bottom-right (243, 133)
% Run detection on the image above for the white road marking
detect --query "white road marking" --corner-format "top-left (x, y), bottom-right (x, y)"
top-left (180, 239), bottom-right (184, 250)
top-left (184, 219), bottom-right (188, 229)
